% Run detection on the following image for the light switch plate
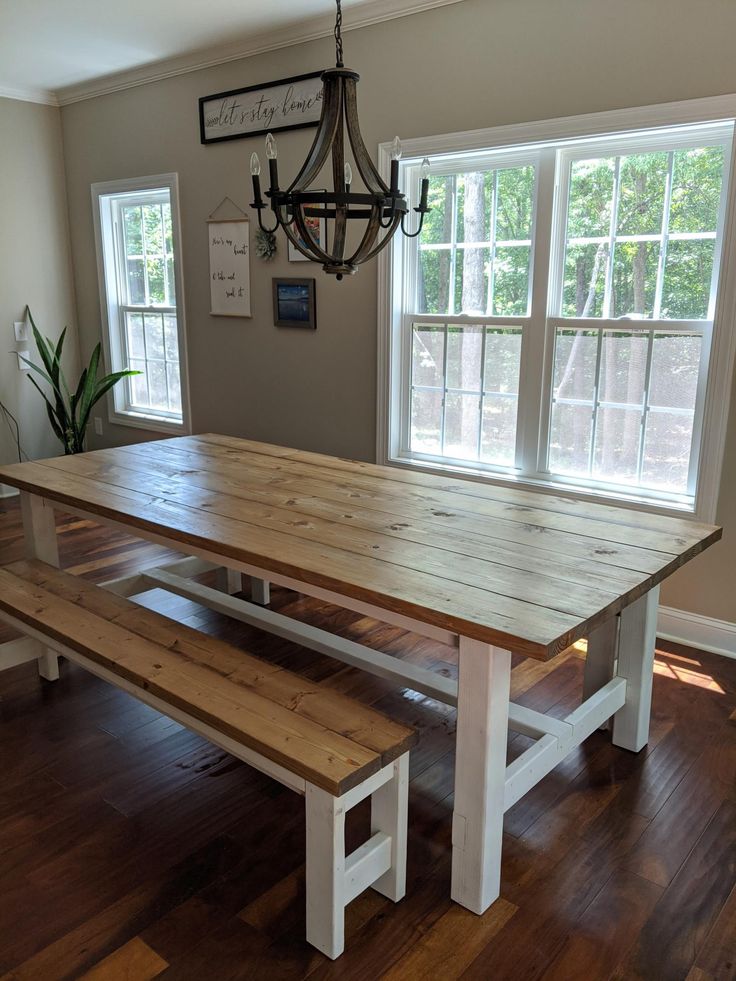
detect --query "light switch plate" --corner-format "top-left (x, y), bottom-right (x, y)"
top-left (13, 321), bottom-right (29, 343)
top-left (16, 353), bottom-right (29, 371)
top-left (94, 417), bottom-right (103, 436)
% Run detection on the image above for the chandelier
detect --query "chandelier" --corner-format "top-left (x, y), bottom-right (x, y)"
top-left (249, 0), bottom-right (430, 279)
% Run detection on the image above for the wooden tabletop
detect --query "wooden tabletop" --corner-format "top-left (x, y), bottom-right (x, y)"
top-left (0, 434), bottom-right (721, 660)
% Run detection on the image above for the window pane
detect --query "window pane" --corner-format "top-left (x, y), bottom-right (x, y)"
top-left (129, 359), bottom-right (148, 406)
top-left (163, 314), bottom-right (179, 361)
top-left (481, 396), bottom-right (517, 466)
top-left (125, 312), bottom-right (145, 359)
top-left (126, 259), bottom-right (145, 305)
top-left (166, 362), bottom-right (182, 413)
top-left (444, 392), bottom-right (480, 459)
top-left (420, 175), bottom-right (454, 245)
top-left (123, 206), bottom-right (142, 255)
top-left (455, 248), bottom-right (489, 315)
top-left (567, 158), bottom-right (615, 239)
top-left (144, 313), bottom-right (165, 360)
top-left (593, 406), bottom-right (642, 482)
top-left (418, 249), bottom-right (450, 314)
top-left (412, 325), bottom-right (445, 387)
top-left (457, 173), bottom-right (490, 243)
top-left (617, 153), bottom-right (668, 236)
top-left (670, 147), bottom-right (724, 234)
top-left (143, 204), bottom-right (163, 254)
top-left (147, 258), bottom-right (166, 305)
top-left (166, 257), bottom-right (176, 304)
top-left (496, 166), bottom-right (534, 241)
top-left (493, 245), bottom-right (530, 316)
top-left (562, 243), bottom-right (608, 317)
top-left (661, 239), bottom-right (714, 319)
top-left (641, 409), bottom-right (694, 492)
top-left (649, 333), bottom-right (701, 409)
top-left (410, 389), bottom-right (443, 454)
top-left (598, 331), bottom-right (648, 406)
top-left (447, 325), bottom-right (482, 390)
top-left (612, 241), bottom-right (659, 319)
top-left (147, 360), bottom-right (168, 410)
top-left (549, 403), bottom-right (593, 476)
top-left (553, 329), bottom-right (598, 400)
top-left (484, 329), bottom-right (521, 394)
top-left (164, 205), bottom-right (174, 253)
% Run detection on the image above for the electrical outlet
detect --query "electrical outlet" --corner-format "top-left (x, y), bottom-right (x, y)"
top-left (94, 417), bottom-right (103, 436)
top-left (13, 321), bottom-right (29, 343)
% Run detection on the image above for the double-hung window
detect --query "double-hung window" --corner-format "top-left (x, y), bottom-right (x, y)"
top-left (93, 174), bottom-right (190, 432)
top-left (383, 112), bottom-right (735, 518)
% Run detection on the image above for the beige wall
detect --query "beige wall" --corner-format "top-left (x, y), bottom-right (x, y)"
top-left (59, 0), bottom-right (736, 621)
top-left (0, 97), bottom-right (78, 491)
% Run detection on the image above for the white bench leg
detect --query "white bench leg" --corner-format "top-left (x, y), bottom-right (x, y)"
top-left (451, 639), bottom-right (511, 915)
top-left (370, 754), bottom-right (408, 901)
top-left (20, 492), bottom-right (60, 682)
top-left (250, 577), bottom-right (270, 605)
top-left (305, 753), bottom-right (410, 959)
top-left (216, 567), bottom-right (243, 595)
top-left (612, 586), bottom-right (659, 752)
top-left (306, 784), bottom-right (346, 960)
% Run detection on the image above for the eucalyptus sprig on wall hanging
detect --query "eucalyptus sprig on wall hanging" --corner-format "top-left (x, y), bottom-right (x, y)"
top-left (255, 228), bottom-right (277, 260)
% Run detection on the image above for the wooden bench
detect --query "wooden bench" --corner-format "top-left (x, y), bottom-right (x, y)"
top-left (0, 559), bottom-right (417, 959)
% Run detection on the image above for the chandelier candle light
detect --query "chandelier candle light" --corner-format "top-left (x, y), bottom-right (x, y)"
top-left (249, 0), bottom-right (431, 279)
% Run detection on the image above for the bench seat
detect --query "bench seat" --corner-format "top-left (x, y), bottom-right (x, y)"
top-left (0, 559), bottom-right (417, 958)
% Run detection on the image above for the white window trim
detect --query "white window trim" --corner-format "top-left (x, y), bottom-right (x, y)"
top-left (377, 94), bottom-right (736, 523)
top-left (91, 172), bottom-right (192, 435)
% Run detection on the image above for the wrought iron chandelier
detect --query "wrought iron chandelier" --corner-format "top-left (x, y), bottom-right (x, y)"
top-left (249, 0), bottom-right (431, 279)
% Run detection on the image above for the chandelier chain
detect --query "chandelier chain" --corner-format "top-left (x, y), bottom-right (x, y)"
top-left (334, 0), bottom-right (344, 67)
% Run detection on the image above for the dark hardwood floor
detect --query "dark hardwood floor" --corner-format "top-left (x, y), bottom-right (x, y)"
top-left (0, 494), bottom-right (734, 981)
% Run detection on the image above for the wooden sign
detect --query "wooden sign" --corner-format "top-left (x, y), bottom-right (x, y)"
top-left (208, 218), bottom-right (251, 318)
top-left (199, 72), bottom-right (324, 145)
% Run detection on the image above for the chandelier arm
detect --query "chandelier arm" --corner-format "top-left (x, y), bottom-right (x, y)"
top-left (255, 209), bottom-right (280, 235)
top-left (400, 209), bottom-right (428, 238)
top-left (287, 74), bottom-right (343, 194)
top-left (354, 212), bottom-right (403, 264)
top-left (343, 77), bottom-right (390, 195)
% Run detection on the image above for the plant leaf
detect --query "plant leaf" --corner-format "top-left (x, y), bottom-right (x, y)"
top-left (78, 369), bottom-right (140, 434)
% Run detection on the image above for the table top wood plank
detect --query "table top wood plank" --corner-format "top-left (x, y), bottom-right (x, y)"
top-left (0, 435), bottom-right (721, 660)
top-left (44, 447), bottom-right (648, 595)
top-left (107, 440), bottom-right (685, 576)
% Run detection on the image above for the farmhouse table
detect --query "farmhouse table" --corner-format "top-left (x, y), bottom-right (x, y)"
top-left (0, 434), bottom-right (721, 915)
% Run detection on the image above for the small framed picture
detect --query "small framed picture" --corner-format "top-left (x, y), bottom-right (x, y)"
top-left (288, 215), bottom-right (326, 261)
top-left (272, 278), bottom-right (317, 329)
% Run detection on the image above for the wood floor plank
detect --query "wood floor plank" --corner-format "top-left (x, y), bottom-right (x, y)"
top-left (76, 937), bottom-right (168, 981)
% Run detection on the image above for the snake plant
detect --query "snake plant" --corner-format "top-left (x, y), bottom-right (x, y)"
top-left (18, 307), bottom-right (139, 455)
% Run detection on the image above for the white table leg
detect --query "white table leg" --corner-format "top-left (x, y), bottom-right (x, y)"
top-left (612, 586), bottom-right (660, 752)
top-left (451, 638), bottom-right (511, 915)
top-left (583, 616), bottom-right (618, 700)
top-left (20, 492), bottom-right (60, 681)
top-left (216, 567), bottom-right (243, 595)
top-left (250, 577), bottom-right (270, 605)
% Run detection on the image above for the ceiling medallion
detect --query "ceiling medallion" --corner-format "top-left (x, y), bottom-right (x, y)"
top-left (250, 0), bottom-right (430, 279)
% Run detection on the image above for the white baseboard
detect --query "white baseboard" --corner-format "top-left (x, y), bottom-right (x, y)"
top-left (658, 605), bottom-right (736, 660)
top-left (0, 484), bottom-right (19, 499)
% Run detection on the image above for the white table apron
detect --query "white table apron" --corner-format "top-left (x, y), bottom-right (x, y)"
top-left (2, 491), bottom-right (660, 916)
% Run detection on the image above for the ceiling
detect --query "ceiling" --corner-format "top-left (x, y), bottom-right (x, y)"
top-left (0, 0), bottom-right (463, 105)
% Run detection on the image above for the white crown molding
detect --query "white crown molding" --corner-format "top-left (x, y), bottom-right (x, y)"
top-left (658, 605), bottom-right (736, 660)
top-left (0, 84), bottom-right (58, 107)
top-left (54, 0), bottom-right (467, 106)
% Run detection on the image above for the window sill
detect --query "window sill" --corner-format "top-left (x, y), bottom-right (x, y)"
top-left (108, 409), bottom-right (190, 436)
top-left (386, 452), bottom-right (700, 521)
